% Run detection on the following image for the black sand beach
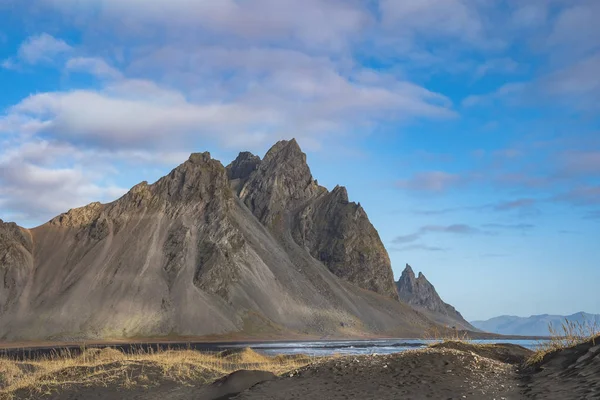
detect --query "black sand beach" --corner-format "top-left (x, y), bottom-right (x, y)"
top-left (4, 339), bottom-right (598, 399)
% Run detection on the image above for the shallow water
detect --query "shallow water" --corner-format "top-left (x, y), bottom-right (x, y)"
top-left (233, 339), bottom-right (545, 356)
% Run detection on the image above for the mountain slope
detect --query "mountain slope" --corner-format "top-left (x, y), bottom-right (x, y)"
top-left (0, 140), bottom-right (433, 341)
top-left (471, 313), bottom-right (600, 336)
top-left (396, 264), bottom-right (474, 330)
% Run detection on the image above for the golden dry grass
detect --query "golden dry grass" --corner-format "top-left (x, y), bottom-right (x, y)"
top-left (423, 326), bottom-right (471, 345)
top-left (527, 317), bottom-right (600, 365)
top-left (0, 346), bottom-right (314, 399)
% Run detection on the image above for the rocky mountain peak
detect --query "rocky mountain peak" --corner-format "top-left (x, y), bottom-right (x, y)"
top-left (238, 139), bottom-right (320, 226)
top-left (188, 151), bottom-right (212, 164)
top-left (152, 152), bottom-right (230, 204)
top-left (227, 151), bottom-right (261, 181)
top-left (0, 220), bottom-right (32, 251)
top-left (396, 264), bottom-right (474, 330)
top-left (263, 139), bottom-right (302, 162)
top-left (397, 265), bottom-right (440, 307)
top-left (331, 185), bottom-right (349, 203)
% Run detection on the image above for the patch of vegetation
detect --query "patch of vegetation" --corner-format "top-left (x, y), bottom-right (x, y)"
top-left (527, 316), bottom-right (600, 366)
top-left (0, 346), bottom-right (314, 399)
top-left (423, 326), bottom-right (471, 345)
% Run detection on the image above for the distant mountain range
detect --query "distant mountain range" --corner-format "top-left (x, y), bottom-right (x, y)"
top-left (471, 313), bottom-right (600, 336)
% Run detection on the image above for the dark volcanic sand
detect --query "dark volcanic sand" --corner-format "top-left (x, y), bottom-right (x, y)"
top-left (8, 340), bottom-right (600, 399)
top-left (521, 338), bottom-right (600, 399)
top-left (233, 346), bottom-right (523, 400)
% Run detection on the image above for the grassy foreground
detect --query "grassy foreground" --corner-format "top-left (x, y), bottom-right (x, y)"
top-left (0, 347), bottom-right (314, 399)
top-left (527, 317), bottom-right (599, 365)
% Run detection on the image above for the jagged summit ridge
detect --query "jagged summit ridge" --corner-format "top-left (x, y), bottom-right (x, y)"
top-left (396, 264), bottom-right (474, 330)
top-left (237, 139), bottom-right (322, 227)
top-left (227, 151), bottom-right (261, 182)
top-left (0, 138), bottom-right (418, 340)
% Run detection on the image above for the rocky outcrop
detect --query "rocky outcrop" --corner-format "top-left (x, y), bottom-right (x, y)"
top-left (238, 139), bottom-right (323, 228)
top-left (227, 152), bottom-right (261, 182)
top-left (0, 220), bottom-right (34, 313)
top-left (396, 264), bottom-right (474, 330)
top-left (292, 185), bottom-right (399, 299)
top-left (0, 140), bottom-right (433, 340)
top-left (235, 139), bottom-right (397, 299)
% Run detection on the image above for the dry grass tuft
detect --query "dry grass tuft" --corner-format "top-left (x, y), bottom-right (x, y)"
top-left (527, 317), bottom-right (600, 365)
top-left (423, 326), bottom-right (471, 345)
top-left (0, 346), bottom-right (314, 399)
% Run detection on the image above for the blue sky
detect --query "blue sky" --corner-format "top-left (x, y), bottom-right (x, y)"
top-left (0, 0), bottom-right (598, 321)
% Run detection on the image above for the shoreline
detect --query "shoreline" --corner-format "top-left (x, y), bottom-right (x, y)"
top-left (0, 333), bottom-right (548, 361)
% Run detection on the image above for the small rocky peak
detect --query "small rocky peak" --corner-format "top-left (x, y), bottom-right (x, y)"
top-left (152, 152), bottom-right (230, 204)
top-left (402, 264), bottom-right (416, 280)
top-left (49, 202), bottom-right (104, 228)
top-left (227, 151), bottom-right (262, 180)
top-left (259, 139), bottom-right (311, 180)
top-left (188, 152), bottom-right (212, 164)
top-left (0, 219), bottom-right (33, 257)
top-left (396, 264), bottom-right (417, 299)
top-left (130, 181), bottom-right (149, 192)
top-left (331, 185), bottom-right (349, 203)
top-left (239, 139), bottom-right (319, 224)
top-left (263, 139), bottom-right (303, 163)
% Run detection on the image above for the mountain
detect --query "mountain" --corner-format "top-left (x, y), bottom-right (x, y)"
top-left (0, 139), bottom-right (434, 341)
top-left (471, 312), bottom-right (600, 336)
top-left (396, 264), bottom-right (474, 331)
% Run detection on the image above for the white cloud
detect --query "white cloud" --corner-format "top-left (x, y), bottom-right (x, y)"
top-left (66, 57), bottom-right (123, 79)
top-left (0, 140), bottom-right (127, 224)
top-left (42, 0), bottom-right (370, 50)
top-left (541, 54), bottom-right (600, 110)
top-left (379, 0), bottom-right (487, 46)
top-left (396, 171), bottom-right (464, 192)
top-left (461, 83), bottom-right (526, 107)
top-left (547, 1), bottom-right (600, 57)
top-left (2, 54), bottom-right (455, 151)
top-left (2, 33), bottom-right (72, 69)
top-left (463, 53), bottom-right (600, 110)
top-left (473, 58), bottom-right (519, 80)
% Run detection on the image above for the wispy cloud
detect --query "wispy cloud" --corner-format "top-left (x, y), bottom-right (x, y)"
top-left (393, 224), bottom-right (483, 244)
top-left (492, 198), bottom-right (537, 212)
top-left (482, 223), bottom-right (535, 231)
top-left (389, 244), bottom-right (446, 252)
top-left (410, 198), bottom-right (539, 215)
top-left (396, 171), bottom-right (466, 192)
top-left (2, 33), bottom-right (72, 69)
top-left (66, 57), bottom-right (123, 80)
top-left (554, 185), bottom-right (600, 205)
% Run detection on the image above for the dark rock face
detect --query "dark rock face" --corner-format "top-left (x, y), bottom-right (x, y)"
top-left (0, 139), bottom-right (433, 340)
top-left (0, 220), bottom-right (33, 313)
top-left (238, 139), bottom-right (322, 227)
top-left (292, 186), bottom-right (399, 299)
top-left (237, 139), bottom-right (397, 299)
top-left (227, 152), bottom-right (261, 182)
top-left (396, 264), bottom-right (474, 330)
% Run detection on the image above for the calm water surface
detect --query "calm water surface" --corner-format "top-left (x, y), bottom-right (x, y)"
top-left (231, 339), bottom-right (545, 356)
